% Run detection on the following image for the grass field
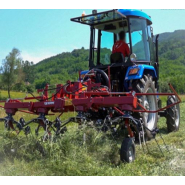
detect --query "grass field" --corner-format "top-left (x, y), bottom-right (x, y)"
top-left (0, 90), bottom-right (28, 99)
top-left (0, 90), bottom-right (185, 176)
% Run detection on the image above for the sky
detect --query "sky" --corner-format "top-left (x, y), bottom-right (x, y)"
top-left (0, 9), bottom-right (185, 64)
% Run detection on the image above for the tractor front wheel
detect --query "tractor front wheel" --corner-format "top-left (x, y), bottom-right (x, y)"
top-left (133, 75), bottom-right (158, 140)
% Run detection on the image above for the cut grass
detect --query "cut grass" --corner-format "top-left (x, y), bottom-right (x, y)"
top-left (0, 92), bottom-right (184, 176)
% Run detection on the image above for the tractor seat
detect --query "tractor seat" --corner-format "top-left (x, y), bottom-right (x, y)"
top-left (110, 52), bottom-right (125, 64)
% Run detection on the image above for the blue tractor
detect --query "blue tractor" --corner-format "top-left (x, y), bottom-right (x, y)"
top-left (71, 9), bottom-right (180, 162)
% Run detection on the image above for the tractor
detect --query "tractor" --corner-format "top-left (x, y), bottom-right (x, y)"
top-left (71, 9), bottom-right (180, 161)
top-left (0, 9), bottom-right (181, 163)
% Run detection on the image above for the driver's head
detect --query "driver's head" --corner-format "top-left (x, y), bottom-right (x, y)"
top-left (119, 31), bottom-right (126, 42)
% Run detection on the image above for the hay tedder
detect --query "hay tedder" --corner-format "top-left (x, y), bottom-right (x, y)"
top-left (0, 9), bottom-right (181, 162)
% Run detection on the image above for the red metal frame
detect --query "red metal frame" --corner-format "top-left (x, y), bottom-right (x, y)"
top-left (0, 80), bottom-right (181, 116)
top-left (134, 84), bottom-right (181, 113)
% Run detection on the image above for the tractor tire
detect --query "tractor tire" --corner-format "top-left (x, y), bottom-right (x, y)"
top-left (133, 74), bottom-right (158, 140)
top-left (120, 138), bottom-right (135, 163)
top-left (166, 95), bottom-right (180, 132)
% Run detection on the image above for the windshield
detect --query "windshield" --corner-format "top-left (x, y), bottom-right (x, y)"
top-left (92, 19), bottom-right (129, 66)
top-left (130, 18), bottom-right (150, 61)
top-left (89, 18), bottom-right (151, 68)
top-left (98, 30), bottom-right (131, 65)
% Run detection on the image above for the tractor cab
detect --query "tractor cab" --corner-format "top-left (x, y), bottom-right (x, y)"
top-left (71, 9), bottom-right (158, 92)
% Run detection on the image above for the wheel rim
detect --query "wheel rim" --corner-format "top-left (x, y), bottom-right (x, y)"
top-left (128, 146), bottom-right (134, 162)
top-left (143, 87), bottom-right (156, 130)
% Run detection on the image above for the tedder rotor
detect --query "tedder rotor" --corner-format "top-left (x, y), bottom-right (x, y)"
top-left (0, 9), bottom-right (181, 163)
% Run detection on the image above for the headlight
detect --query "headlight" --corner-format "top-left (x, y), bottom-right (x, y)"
top-left (129, 68), bottom-right (139, 75)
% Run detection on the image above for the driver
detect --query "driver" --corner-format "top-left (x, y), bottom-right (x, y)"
top-left (112, 31), bottom-right (130, 57)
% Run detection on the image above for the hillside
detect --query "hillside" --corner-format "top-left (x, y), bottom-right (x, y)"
top-left (34, 30), bottom-right (185, 93)
top-left (158, 30), bottom-right (185, 93)
top-left (158, 30), bottom-right (185, 42)
top-left (34, 48), bottom-right (89, 89)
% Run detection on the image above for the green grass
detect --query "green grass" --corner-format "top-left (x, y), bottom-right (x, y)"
top-left (0, 91), bottom-right (185, 176)
top-left (0, 90), bottom-right (27, 99)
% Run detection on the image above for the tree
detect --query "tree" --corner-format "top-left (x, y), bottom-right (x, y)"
top-left (1, 48), bottom-right (22, 98)
top-left (22, 60), bottom-right (35, 83)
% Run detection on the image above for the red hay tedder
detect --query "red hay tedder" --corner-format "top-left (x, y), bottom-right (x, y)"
top-left (0, 9), bottom-right (181, 163)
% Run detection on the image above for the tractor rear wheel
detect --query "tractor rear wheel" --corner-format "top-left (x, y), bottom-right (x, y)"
top-left (133, 75), bottom-right (158, 140)
top-left (120, 138), bottom-right (135, 163)
top-left (166, 95), bottom-right (180, 132)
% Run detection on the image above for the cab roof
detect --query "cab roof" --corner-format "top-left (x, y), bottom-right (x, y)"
top-left (71, 9), bottom-right (152, 26)
top-left (118, 9), bottom-right (152, 24)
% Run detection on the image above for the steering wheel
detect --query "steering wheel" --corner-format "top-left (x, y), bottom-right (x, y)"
top-left (83, 69), bottom-right (109, 88)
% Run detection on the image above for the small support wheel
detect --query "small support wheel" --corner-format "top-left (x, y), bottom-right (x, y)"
top-left (166, 95), bottom-right (180, 132)
top-left (120, 138), bottom-right (135, 163)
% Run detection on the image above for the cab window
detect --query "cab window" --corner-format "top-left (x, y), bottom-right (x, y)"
top-left (130, 18), bottom-right (150, 61)
top-left (99, 31), bottom-right (114, 65)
